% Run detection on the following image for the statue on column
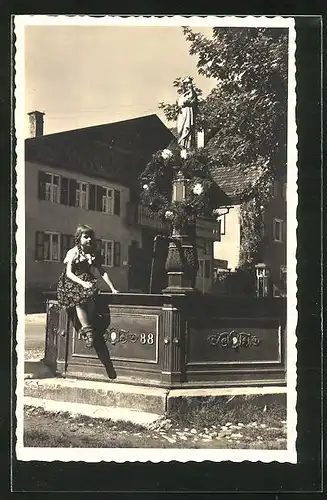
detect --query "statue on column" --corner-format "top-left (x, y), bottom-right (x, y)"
top-left (177, 77), bottom-right (198, 150)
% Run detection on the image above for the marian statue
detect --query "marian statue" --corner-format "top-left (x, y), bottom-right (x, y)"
top-left (177, 77), bottom-right (198, 150)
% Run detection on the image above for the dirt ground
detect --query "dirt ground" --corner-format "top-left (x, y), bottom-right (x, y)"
top-left (24, 406), bottom-right (287, 449)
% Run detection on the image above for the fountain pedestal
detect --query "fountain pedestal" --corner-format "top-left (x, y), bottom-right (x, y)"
top-left (43, 292), bottom-right (286, 389)
top-left (163, 224), bottom-right (198, 294)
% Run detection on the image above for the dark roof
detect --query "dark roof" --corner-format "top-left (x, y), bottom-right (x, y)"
top-left (210, 163), bottom-right (259, 199)
top-left (169, 126), bottom-right (178, 139)
top-left (25, 114), bottom-right (175, 187)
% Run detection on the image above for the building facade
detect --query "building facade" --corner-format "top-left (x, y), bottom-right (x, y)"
top-left (212, 164), bottom-right (287, 297)
top-left (25, 113), bottom-right (175, 306)
top-left (25, 112), bottom-right (218, 310)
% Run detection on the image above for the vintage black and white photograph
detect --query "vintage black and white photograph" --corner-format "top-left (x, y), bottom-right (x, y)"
top-left (15, 15), bottom-right (297, 463)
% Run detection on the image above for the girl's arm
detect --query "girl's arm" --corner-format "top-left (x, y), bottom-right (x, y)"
top-left (66, 260), bottom-right (92, 288)
top-left (91, 265), bottom-right (119, 293)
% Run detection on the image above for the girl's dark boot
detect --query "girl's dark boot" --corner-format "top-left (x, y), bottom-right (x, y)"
top-left (79, 325), bottom-right (94, 348)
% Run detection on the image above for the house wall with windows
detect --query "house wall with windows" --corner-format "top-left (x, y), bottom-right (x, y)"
top-left (25, 160), bottom-right (142, 293)
top-left (212, 178), bottom-right (286, 297)
top-left (261, 179), bottom-right (287, 296)
top-left (213, 205), bottom-right (241, 271)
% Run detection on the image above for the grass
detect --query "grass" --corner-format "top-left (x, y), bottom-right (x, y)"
top-left (24, 403), bottom-right (287, 450)
top-left (170, 395), bottom-right (286, 429)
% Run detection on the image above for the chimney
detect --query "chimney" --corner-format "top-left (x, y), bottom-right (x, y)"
top-left (28, 110), bottom-right (45, 138)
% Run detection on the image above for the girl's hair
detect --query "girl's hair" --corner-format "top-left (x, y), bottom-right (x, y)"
top-left (74, 224), bottom-right (95, 245)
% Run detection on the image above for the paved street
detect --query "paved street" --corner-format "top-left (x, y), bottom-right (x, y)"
top-left (24, 314), bottom-right (47, 358)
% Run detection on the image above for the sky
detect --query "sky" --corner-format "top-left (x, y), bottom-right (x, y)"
top-left (24, 25), bottom-right (217, 136)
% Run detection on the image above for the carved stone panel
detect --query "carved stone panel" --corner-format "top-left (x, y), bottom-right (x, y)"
top-left (187, 317), bottom-right (282, 365)
top-left (72, 312), bottom-right (159, 364)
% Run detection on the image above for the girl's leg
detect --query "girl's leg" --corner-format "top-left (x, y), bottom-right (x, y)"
top-left (75, 302), bottom-right (94, 348)
top-left (75, 304), bottom-right (91, 328)
top-left (87, 299), bottom-right (96, 323)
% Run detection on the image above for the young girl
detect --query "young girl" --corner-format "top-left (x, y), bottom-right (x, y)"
top-left (57, 224), bottom-right (118, 348)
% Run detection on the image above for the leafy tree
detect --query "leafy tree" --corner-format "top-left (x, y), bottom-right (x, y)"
top-left (158, 26), bottom-right (288, 265)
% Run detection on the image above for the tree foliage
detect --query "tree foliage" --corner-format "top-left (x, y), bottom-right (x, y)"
top-left (183, 26), bottom-right (288, 177)
top-left (157, 26), bottom-right (288, 265)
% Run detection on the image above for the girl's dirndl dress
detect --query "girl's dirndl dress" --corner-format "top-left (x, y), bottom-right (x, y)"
top-left (57, 246), bottom-right (98, 310)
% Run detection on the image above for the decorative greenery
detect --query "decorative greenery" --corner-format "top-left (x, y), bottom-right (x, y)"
top-left (140, 145), bottom-right (219, 230)
top-left (157, 27), bottom-right (287, 265)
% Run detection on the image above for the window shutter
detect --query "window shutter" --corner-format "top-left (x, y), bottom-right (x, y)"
top-left (114, 189), bottom-right (121, 215)
top-left (95, 239), bottom-right (102, 252)
top-left (69, 235), bottom-right (75, 249)
top-left (96, 186), bottom-right (105, 212)
top-left (95, 239), bottom-right (104, 264)
top-left (60, 177), bottom-right (69, 205)
top-left (35, 231), bottom-right (44, 261)
top-left (282, 221), bottom-right (286, 242)
top-left (38, 171), bottom-right (47, 200)
top-left (68, 179), bottom-right (77, 207)
top-left (216, 220), bottom-right (221, 242)
top-left (60, 234), bottom-right (71, 260)
top-left (89, 184), bottom-right (96, 211)
top-left (114, 241), bottom-right (121, 267)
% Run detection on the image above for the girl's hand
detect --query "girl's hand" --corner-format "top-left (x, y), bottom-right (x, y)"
top-left (82, 281), bottom-right (93, 289)
top-left (111, 288), bottom-right (119, 294)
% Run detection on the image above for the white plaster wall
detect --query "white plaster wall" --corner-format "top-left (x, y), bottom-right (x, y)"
top-left (25, 161), bottom-right (142, 291)
top-left (213, 205), bottom-right (241, 271)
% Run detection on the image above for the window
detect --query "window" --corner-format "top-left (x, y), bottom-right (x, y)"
top-left (101, 240), bottom-right (114, 267)
top-left (273, 218), bottom-right (283, 242)
top-left (213, 220), bottom-right (221, 242)
top-left (102, 188), bottom-right (114, 214)
top-left (36, 232), bottom-right (76, 262)
top-left (100, 240), bottom-right (121, 267)
top-left (61, 234), bottom-right (75, 259)
top-left (218, 213), bottom-right (226, 235)
top-left (44, 173), bottom-right (60, 203)
top-left (76, 181), bottom-right (89, 209)
top-left (280, 265), bottom-right (287, 294)
top-left (42, 232), bottom-right (60, 261)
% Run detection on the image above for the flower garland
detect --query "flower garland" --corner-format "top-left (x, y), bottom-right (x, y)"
top-left (140, 145), bottom-right (219, 230)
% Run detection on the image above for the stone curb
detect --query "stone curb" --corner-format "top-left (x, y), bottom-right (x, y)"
top-left (24, 361), bottom-right (54, 379)
top-left (24, 396), bottom-right (161, 426)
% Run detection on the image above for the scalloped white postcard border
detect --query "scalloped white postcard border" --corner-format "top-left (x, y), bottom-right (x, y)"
top-left (14, 15), bottom-right (297, 464)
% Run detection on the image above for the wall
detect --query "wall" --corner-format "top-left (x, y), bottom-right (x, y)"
top-left (25, 161), bottom-right (142, 292)
top-left (261, 180), bottom-right (287, 294)
top-left (212, 181), bottom-right (286, 295)
top-left (196, 238), bottom-right (213, 293)
top-left (213, 205), bottom-right (241, 271)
